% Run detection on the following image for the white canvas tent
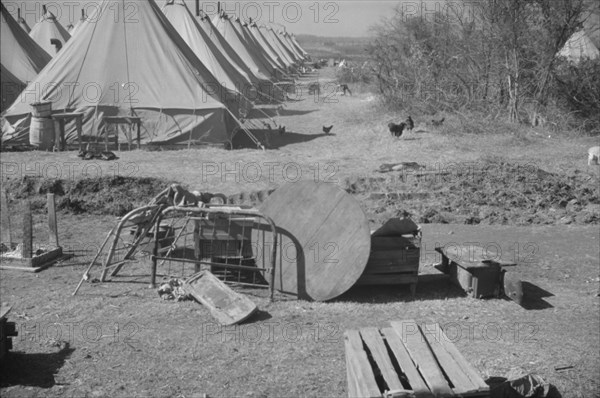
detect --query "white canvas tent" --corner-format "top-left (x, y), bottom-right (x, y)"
top-left (558, 30), bottom-right (600, 64)
top-left (29, 6), bottom-right (71, 56)
top-left (70, 9), bottom-right (87, 36)
top-left (212, 12), bottom-right (275, 81)
top-left (1, 3), bottom-right (51, 111)
top-left (2, 0), bottom-right (240, 147)
top-left (196, 13), bottom-right (261, 86)
top-left (161, 0), bottom-right (255, 99)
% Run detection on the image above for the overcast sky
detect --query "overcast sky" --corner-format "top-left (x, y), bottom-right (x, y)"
top-left (2, 0), bottom-right (412, 37)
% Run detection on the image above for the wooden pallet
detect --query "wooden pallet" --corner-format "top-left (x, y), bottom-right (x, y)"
top-left (344, 320), bottom-right (490, 398)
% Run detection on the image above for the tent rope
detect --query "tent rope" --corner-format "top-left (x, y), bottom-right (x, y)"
top-left (121, 0), bottom-right (135, 117)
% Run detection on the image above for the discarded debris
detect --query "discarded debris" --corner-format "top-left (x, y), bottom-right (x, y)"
top-left (489, 373), bottom-right (562, 398)
top-left (184, 270), bottom-right (258, 326)
top-left (376, 162), bottom-right (426, 173)
top-left (157, 278), bottom-right (191, 301)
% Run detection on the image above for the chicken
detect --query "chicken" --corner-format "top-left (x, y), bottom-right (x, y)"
top-left (588, 146), bottom-right (600, 166)
top-left (405, 115), bottom-right (414, 131)
top-left (388, 122), bottom-right (406, 138)
top-left (323, 125), bottom-right (333, 134)
top-left (432, 117), bottom-right (445, 127)
top-left (83, 151), bottom-right (96, 160)
top-left (100, 151), bottom-right (117, 161)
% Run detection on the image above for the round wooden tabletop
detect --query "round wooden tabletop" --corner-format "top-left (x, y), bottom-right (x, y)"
top-left (256, 181), bottom-right (371, 301)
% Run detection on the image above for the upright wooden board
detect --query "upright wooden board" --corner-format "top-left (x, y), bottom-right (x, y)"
top-left (257, 181), bottom-right (371, 301)
top-left (184, 270), bottom-right (258, 325)
top-left (1, 189), bottom-right (12, 245)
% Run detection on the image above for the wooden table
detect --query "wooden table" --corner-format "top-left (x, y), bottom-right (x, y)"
top-left (52, 112), bottom-right (84, 151)
top-left (103, 116), bottom-right (142, 150)
top-left (258, 181), bottom-right (371, 301)
top-left (345, 320), bottom-right (490, 397)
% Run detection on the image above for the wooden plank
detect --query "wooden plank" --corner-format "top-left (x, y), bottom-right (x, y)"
top-left (47, 194), bottom-right (59, 247)
top-left (344, 330), bottom-right (381, 398)
top-left (21, 201), bottom-right (32, 259)
top-left (381, 327), bottom-right (433, 397)
top-left (420, 323), bottom-right (480, 395)
top-left (184, 270), bottom-right (257, 325)
top-left (259, 181), bottom-right (371, 301)
top-left (346, 346), bottom-right (359, 398)
top-left (435, 325), bottom-right (490, 392)
top-left (52, 112), bottom-right (85, 118)
top-left (390, 321), bottom-right (453, 397)
top-left (368, 250), bottom-right (420, 262)
top-left (0, 305), bottom-right (12, 320)
top-left (0, 189), bottom-right (12, 245)
top-left (360, 327), bottom-right (405, 392)
top-left (0, 258), bottom-right (61, 272)
top-left (436, 246), bottom-right (515, 270)
top-left (357, 275), bottom-right (418, 285)
top-left (371, 236), bottom-right (420, 251)
top-left (103, 116), bottom-right (142, 124)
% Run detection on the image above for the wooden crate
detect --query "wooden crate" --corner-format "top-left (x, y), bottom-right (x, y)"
top-left (0, 305), bottom-right (17, 363)
top-left (196, 217), bottom-right (254, 259)
top-left (357, 234), bottom-right (420, 295)
top-left (345, 320), bottom-right (490, 398)
top-left (435, 246), bottom-right (507, 299)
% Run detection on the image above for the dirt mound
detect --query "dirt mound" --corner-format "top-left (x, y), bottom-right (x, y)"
top-left (2, 161), bottom-right (597, 226)
top-left (348, 161), bottom-right (599, 226)
top-left (2, 176), bottom-right (173, 216)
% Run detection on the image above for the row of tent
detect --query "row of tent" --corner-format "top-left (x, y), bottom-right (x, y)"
top-left (1, 0), bottom-right (309, 146)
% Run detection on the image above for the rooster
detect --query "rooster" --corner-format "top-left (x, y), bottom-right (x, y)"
top-left (323, 125), bottom-right (333, 134)
top-left (405, 115), bottom-right (414, 131)
top-left (388, 122), bottom-right (406, 138)
top-left (432, 117), bottom-right (445, 127)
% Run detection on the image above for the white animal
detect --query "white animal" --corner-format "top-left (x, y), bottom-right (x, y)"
top-left (588, 146), bottom-right (600, 165)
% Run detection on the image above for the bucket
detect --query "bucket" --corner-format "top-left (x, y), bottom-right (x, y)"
top-left (30, 101), bottom-right (52, 118)
top-left (30, 117), bottom-right (55, 150)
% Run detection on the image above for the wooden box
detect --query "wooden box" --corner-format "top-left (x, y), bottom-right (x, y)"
top-left (344, 320), bottom-right (490, 398)
top-left (0, 245), bottom-right (63, 272)
top-left (0, 305), bottom-right (17, 363)
top-left (435, 246), bottom-right (506, 299)
top-left (357, 232), bottom-right (420, 295)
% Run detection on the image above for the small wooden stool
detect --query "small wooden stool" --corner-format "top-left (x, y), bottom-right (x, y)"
top-left (52, 112), bottom-right (84, 151)
top-left (103, 116), bottom-right (142, 150)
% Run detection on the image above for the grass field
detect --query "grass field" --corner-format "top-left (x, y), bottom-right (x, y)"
top-left (1, 66), bottom-right (599, 398)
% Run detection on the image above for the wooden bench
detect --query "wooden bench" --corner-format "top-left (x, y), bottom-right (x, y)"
top-left (344, 320), bottom-right (490, 398)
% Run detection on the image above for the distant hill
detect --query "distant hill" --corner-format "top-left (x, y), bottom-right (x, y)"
top-left (295, 35), bottom-right (372, 62)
